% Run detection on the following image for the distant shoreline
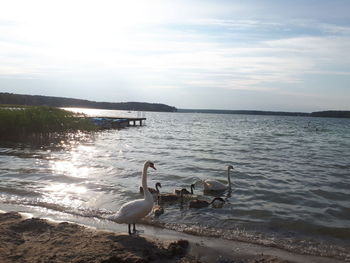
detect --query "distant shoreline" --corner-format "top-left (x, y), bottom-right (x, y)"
top-left (178, 109), bottom-right (350, 118)
top-left (1, 92), bottom-right (349, 118)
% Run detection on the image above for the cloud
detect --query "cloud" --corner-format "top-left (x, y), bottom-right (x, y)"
top-left (264, 36), bottom-right (350, 74)
top-left (1, 18), bottom-right (346, 93)
top-left (1, 1), bottom-right (350, 110)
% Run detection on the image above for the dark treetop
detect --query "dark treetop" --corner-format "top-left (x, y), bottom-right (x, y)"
top-left (0, 93), bottom-right (177, 112)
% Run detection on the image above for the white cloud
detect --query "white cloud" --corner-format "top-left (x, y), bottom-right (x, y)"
top-left (1, 1), bottom-right (350, 110)
top-left (264, 36), bottom-right (350, 74)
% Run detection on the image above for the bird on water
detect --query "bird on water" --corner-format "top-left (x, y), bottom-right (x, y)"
top-left (189, 197), bottom-right (225, 208)
top-left (203, 165), bottom-right (234, 191)
top-left (174, 183), bottom-right (195, 195)
top-left (108, 160), bottom-right (156, 235)
top-left (153, 195), bottom-right (164, 217)
top-left (139, 182), bottom-right (162, 195)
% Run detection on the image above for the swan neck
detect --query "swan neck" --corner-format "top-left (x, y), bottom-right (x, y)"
top-left (156, 194), bottom-right (160, 205)
top-left (227, 168), bottom-right (232, 187)
top-left (142, 164), bottom-right (152, 200)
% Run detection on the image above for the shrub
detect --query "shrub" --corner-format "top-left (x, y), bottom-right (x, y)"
top-left (0, 106), bottom-right (97, 141)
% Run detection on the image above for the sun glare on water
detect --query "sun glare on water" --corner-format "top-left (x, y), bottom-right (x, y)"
top-left (51, 160), bottom-right (91, 178)
top-left (45, 183), bottom-right (87, 195)
top-left (41, 183), bottom-right (87, 210)
top-left (49, 144), bottom-right (97, 178)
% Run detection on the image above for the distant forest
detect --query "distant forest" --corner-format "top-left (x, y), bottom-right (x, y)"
top-left (178, 109), bottom-right (350, 118)
top-left (0, 93), bottom-right (177, 112)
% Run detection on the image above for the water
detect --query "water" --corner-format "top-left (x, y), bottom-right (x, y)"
top-left (1, 109), bottom-right (350, 261)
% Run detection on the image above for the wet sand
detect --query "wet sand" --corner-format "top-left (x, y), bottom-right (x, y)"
top-left (0, 212), bottom-right (345, 263)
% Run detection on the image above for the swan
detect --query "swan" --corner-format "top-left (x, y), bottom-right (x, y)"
top-left (203, 165), bottom-right (233, 191)
top-left (153, 188), bottom-right (186, 216)
top-left (153, 195), bottom-right (164, 217)
top-left (189, 197), bottom-right (225, 208)
top-left (178, 188), bottom-right (192, 207)
top-left (139, 182), bottom-right (161, 195)
top-left (174, 183), bottom-right (195, 195)
top-left (159, 193), bottom-right (180, 203)
top-left (108, 160), bottom-right (156, 235)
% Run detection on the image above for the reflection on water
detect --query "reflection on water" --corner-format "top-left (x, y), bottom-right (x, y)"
top-left (42, 183), bottom-right (87, 210)
top-left (50, 145), bottom-right (95, 179)
top-left (1, 109), bottom-right (350, 260)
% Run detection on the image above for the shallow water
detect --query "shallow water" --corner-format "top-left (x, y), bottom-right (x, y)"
top-left (1, 109), bottom-right (350, 261)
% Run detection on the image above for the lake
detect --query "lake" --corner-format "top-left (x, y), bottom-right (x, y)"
top-left (1, 108), bottom-right (349, 261)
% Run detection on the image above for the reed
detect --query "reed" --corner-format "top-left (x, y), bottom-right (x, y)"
top-left (0, 105), bottom-right (97, 141)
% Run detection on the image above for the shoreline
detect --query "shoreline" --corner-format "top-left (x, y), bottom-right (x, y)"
top-left (0, 210), bottom-right (347, 263)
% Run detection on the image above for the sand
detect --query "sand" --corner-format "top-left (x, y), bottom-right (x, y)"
top-left (0, 212), bottom-right (345, 263)
top-left (0, 212), bottom-right (198, 263)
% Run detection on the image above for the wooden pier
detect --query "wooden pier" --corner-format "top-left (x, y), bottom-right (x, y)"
top-left (124, 117), bottom-right (146, 126)
top-left (89, 116), bottom-right (146, 129)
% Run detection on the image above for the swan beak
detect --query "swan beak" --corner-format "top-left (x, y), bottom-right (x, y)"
top-left (150, 164), bottom-right (157, 170)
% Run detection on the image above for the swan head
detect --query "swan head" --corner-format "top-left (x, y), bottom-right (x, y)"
top-left (154, 205), bottom-right (164, 217)
top-left (227, 165), bottom-right (234, 170)
top-left (145, 160), bottom-right (156, 170)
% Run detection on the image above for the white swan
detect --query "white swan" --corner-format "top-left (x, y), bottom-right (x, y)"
top-left (108, 160), bottom-right (156, 235)
top-left (203, 165), bottom-right (233, 191)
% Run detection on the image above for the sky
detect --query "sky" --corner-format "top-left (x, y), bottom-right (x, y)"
top-left (0, 0), bottom-right (350, 112)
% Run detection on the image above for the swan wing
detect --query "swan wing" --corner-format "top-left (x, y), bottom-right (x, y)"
top-left (109, 199), bottom-right (153, 223)
top-left (204, 179), bottom-right (227, 191)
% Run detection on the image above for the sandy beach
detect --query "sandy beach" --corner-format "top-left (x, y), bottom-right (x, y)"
top-left (0, 211), bottom-right (346, 263)
top-left (0, 212), bottom-right (197, 263)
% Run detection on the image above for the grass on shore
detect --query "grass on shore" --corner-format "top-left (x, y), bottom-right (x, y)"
top-left (0, 105), bottom-right (97, 141)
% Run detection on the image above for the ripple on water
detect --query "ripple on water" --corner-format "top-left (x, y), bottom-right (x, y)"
top-left (312, 188), bottom-right (350, 201)
top-left (1, 112), bottom-right (350, 261)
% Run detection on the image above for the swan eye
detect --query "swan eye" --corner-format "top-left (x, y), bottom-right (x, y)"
top-left (148, 162), bottom-right (156, 170)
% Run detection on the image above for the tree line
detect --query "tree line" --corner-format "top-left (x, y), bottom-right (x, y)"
top-left (0, 93), bottom-right (177, 112)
